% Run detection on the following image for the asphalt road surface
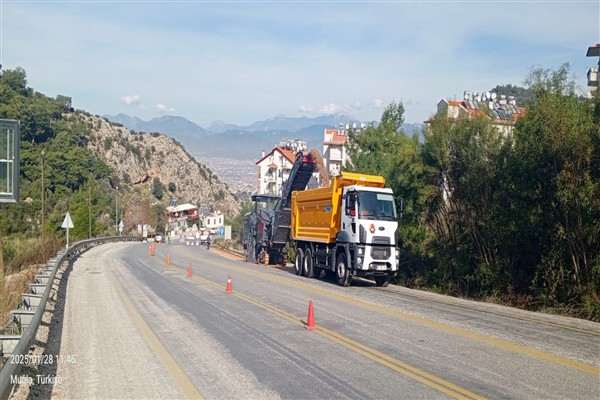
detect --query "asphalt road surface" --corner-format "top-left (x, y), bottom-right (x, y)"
top-left (46, 242), bottom-right (599, 399)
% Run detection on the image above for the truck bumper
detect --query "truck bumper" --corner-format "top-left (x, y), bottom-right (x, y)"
top-left (352, 244), bottom-right (398, 274)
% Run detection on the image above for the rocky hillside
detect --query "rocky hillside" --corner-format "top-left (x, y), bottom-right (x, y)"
top-left (66, 112), bottom-right (240, 218)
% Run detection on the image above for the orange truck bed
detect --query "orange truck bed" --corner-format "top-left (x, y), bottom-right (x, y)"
top-left (291, 172), bottom-right (385, 244)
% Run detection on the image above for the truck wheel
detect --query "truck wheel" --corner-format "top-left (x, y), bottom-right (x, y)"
top-left (303, 248), bottom-right (314, 278)
top-left (294, 248), bottom-right (304, 276)
top-left (375, 274), bottom-right (391, 287)
top-left (336, 253), bottom-right (351, 287)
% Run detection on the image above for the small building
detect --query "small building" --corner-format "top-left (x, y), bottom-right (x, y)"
top-left (166, 202), bottom-right (199, 221)
top-left (322, 122), bottom-right (367, 177)
top-left (427, 91), bottom-right (525, 137)
top-left (201, 211), bottom-right (224, 234)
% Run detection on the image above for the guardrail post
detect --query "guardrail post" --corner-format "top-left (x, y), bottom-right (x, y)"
top-left (0, 336), bottom-right (22, 356)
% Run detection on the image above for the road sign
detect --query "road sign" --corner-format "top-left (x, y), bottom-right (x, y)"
top-left (61, 212), bottom-right (74, 229)
top-left (62, 212), bottom-right (74, 248)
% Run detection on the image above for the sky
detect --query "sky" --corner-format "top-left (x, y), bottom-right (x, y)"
top-left (1, 0), bottom-right (599, 127)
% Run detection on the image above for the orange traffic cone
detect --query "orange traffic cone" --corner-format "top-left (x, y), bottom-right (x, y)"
top-left (150, 245), bottom-right (154, 256)
top-left (187, 263), bottom-right (193, 277)
top-left (148, 244), bottom-right (152, 254)
top-left (305, 300), bottom-right (315, 330)
top-left (226, 274), bottom-right (233, 293)
top-left (166, 254), bottom-right (171, 267)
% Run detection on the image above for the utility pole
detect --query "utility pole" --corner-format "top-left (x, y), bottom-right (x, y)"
top-left (41, 150), bottom-right (45, 239)
top-left (115, 185), bottom-right (118, 235)
top-left (88, 183), bottom-right (92, 238)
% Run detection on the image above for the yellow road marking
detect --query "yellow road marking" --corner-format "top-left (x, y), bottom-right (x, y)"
top-left (149, 247), bottom-right (599, 375)
top-left (107, 263), bottom-right (204, 400)
top-left (162, 266), bottom-right (486, 400)
top-left (204, 257), bottom-right (600, 376)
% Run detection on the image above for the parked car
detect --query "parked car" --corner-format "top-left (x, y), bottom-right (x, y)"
top-left (154, 233), bottom-right (164, 243)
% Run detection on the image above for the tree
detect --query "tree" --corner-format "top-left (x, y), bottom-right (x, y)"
top-left (421, 115), bottom-right (503, 295)
top-left (507, 64), bottom-right (600, 314)
top-left (491, 84), bottom-right (534, 106)
top-left (346, 101), bottom-right (407, 179)
top-left (152, 177), bottom-right (163, 200)
top-left (346, 102), bottom-right (429, 282)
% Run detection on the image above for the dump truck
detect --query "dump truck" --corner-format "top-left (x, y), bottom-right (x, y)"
top-left (290, 172), bottom-right (399, 287)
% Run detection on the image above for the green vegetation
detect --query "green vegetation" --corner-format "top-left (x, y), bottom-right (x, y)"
top-left (347, 64), bottom-right (600, 320)
top-left (152, 177), bottom-right (164, 200)
top-left (0, 67), bottom-right (125, 277)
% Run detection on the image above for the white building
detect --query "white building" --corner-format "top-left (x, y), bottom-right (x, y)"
top-left (322, 122), bottom-right (365, 176)
top-left (255, 139), bottom-right (320, 195)
top-left (201, 211), bottom-right (224, 232)
top-left (256, 146), bottom-right (297, 195)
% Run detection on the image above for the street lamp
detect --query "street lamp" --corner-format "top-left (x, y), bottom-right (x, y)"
top-left (115, 185), bottom-right (118, 235)
top-left (41, 150), bottom-right (45, 239)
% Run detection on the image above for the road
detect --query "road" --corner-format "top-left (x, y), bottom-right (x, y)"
top-left (45, 242), bottom-right (599, 399)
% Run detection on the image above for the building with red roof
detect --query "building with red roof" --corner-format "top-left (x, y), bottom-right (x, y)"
top-left (255, 139), bottom-right (322, 195)
top-left (322, 122), bottom-right (365, 176)
top-left (426, 91), bottom-right (525, 137)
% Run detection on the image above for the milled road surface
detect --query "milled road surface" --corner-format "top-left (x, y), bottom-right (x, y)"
top-left (35, 242), bottom-right (600, 399)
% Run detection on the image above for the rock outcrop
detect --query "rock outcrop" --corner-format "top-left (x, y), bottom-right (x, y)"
top-left (67, 112), bottom-right (240, 218)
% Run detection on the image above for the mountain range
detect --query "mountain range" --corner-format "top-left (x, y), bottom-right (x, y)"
top-left (105, 113), bottom-right (424, 160)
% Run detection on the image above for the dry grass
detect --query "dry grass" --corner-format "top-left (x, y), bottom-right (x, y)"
top-left (0, 266), bottom-right (39, 332)
top-left (0, 237), bottom-right (63, 332)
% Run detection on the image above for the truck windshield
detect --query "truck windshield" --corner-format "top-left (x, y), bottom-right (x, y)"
top-left (252, 195), bottom-right (280, 212)
top-left (357, 192), bottom-right (397, 220)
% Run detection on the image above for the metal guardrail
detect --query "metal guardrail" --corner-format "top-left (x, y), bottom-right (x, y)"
top-left (0, 236), bottom-right (140, 400)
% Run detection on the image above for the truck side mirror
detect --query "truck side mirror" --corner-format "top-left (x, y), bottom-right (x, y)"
top-left (345, 193), bottom-right (356, 216)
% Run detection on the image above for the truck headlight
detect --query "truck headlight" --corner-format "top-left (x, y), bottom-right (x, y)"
top-left (358, 248), bottom-right (363, 255)
top-left (395, 249), bottom-right (400, 259)
top-left (357, 257), bottom-right (362, 265)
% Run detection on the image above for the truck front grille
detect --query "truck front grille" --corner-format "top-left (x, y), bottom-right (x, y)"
top-left (371, 247), bottom-right (391, 260)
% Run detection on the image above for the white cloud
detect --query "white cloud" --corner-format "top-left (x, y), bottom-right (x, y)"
top-left (156, 104), bottom-right (175, 114)
top-left (122, 94), bottom-right (141, 106)
top-left (320, 103), bottom-right (345, 115)
top-left (298, 105), bottom-right (313, 113)
top-left (372, 99), bottom-right (385, 109)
